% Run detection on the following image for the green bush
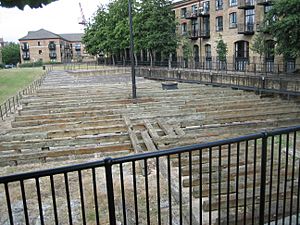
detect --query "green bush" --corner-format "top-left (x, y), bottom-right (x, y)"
top-left (19, 61), bottom-right (43, 68)
top-left (0, 64), bottom-right (4, 69)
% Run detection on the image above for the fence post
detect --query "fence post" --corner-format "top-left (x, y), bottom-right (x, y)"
top-left (0, 105), bottom-right (3, 120)
top-left (259, 132), bottom-right (268, 225)
top-left (104, 157), bottom-right (116, 225)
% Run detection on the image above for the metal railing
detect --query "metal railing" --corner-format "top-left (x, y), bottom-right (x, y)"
top-left (0, 125), bottom-right (300, 225)
top-left (0, 68), bottom-right (51, 121)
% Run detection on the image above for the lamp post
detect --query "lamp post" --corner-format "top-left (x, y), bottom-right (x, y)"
top-left (128, 0), bottom-right (137, 99)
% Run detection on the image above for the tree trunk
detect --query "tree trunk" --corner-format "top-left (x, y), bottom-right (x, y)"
top-left (134, 53), bottom-right (138, 67)
top-left (112, 54), bottom-right (115, 66)
top-left (168, 53), bottom-right (172, 69)
top-left (150, 51), bottom-right (153, 67)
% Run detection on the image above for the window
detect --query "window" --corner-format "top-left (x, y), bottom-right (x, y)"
top-left (235, 41), bottom-right (249, 71)
top-left (181, 23), bottom-right (187, 34)
top-left (229, 0), bottom-right (237, 6)
top-left (191, 19), bottom-right (199, 32)
top-left (39, 50), bottom-right (42, 55)
top-left (181, 8), bottom-right (187, 18)
top-left (215, 0), bottom-right (223, 10)
top-left (216, 16), bottom-right (223, 31)
top-left (38, 41), bottom-right (41, 46)
top-left (245, 9), bottom-right (255, 32)
top-left (202, 1), bottom-right (210, 13)
top-left (264, 5), bottom-right (272, 13)
top-left (191, 4), bottom-right (197, 13)
top-left (229, 12), bottom-right (237, 28)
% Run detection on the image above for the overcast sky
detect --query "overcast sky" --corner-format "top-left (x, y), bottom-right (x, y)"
top-left (0, 0), bottom-right (108, 42)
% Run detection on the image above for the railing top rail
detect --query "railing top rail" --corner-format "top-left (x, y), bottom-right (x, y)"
top-left (1, 125), bottom-right (299, 184)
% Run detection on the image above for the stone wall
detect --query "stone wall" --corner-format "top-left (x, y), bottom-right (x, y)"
top-left (136, 67), bottom-right (300, 94)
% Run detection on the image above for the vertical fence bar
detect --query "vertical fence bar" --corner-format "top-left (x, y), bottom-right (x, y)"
top-left (64, 173), bottom-right (73, 225)
top-left (36, 178), bottom-right (45, 225)
top-left (235, 142), bottom-right (240, 225)
top-left (209, 147), bottom-right (212, 225)
top-left (132, 161), bottom-right (138, 224)
top-left (268, 136), bottom-right (275, 225)
top-left (50, 175), bottom-right (59, 225)
top-left (92, 168), bottom-right (100, 225)
top-left (227, 144), bottom-right (231, 225)
top-left (4, 183), bottom-right (14, 225)
top-left (244, 140), bottom-right (249, 225)
top-left (167, 155), bottom-right (172, 225)
top-left (78, 170), bottom-right (86, 225)
top-left (20, 180), bottom-right (30, 225)
top-left (178, 154), bottom-right (182, 225)
top-left (144, 159), bottom-right (150, 225)
top-left (104, 158), bottom-right (116, 225)
top-left (259, 133), bottom-right (268, 225)
top-left (275, 134), bottom-right (282, 225)
top-left (289, 132), bottom-right (296, 225)
top-left (218, 146), bottom-right (222, 225)
top-left (119, 164), bottom-right (127, 225)
top-left (156, 156), bottom-right (161, 225)
top-left (189, 151), bottom-right (192, 224)
top-left (282, 133), bottom-right (289, 225)
top-left (252, 139), bottom-right (257, 224)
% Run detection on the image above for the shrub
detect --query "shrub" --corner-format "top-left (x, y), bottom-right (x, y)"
top-left (19, 61), bottom-right (43, 68)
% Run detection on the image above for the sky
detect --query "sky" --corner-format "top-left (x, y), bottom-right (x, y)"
top-left (0, 0), bottom-right (109, 42)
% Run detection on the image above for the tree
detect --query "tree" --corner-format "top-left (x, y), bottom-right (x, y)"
top-left (134, 0), bottom-right (178, 66)
top-left (181, 36), bottom-right (192, 68)
top-left (0, 0), bottom-right (57, 9)
top-left (250, 32), bottom-right (267, 63)
top-left (215, 34), bottom-right (228, 62)
top-left (83, 6), bottom-right (109, 56)
top-left (1, 43), bottom-right (20, 65)
top-left (264, 0), bottom-right (300, 58)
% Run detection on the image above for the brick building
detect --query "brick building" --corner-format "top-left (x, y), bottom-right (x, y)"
top-left (172, 0), bottom-right (299, 72)
top-left (19, 29), bottom-right (90, 64)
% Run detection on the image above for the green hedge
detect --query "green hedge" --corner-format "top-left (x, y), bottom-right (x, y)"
top-left (0, 64), bottom-right (4, 69)
top-left (19, 61), bottom-right (43, 68)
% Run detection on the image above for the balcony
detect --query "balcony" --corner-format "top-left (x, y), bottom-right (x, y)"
top-left (199, 8), bottom-right (210, 17)
top-left (22, 53), bottom-right (30, 60)
top-left (185, 10), bottom-right (198, 19)
top-left (49, 52), bottom-right (57, 59)
top-left (199, 30), bottom-right (210, 38)
top-left (238, 23), bottom-right (255, 35)
top-left (256, 0), bottom-right (272, 5)
top-left (188, 30), bottom-right (199, 40)
top-left (48, 43), bottom-right (56, 50)
top-left (21, 45), bottom-right (29, 51)
top-left (238, 0), bottom-right (255, 9)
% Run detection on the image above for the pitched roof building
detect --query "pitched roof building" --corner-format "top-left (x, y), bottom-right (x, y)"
top-left (19, 29), bottom-right (90, 64)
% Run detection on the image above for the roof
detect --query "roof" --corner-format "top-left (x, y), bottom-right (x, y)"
top-left (19, 29), bottom-right (61, 41)
top-left (19, 29), bottom-right (83, 42)
top-left (59, 33), bottom-right (83, 42)
top-left (171, 0), bottom-right (199, 9)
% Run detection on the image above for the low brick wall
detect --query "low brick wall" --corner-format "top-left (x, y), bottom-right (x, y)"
top-left (136, 67), bottom-right (300, 94)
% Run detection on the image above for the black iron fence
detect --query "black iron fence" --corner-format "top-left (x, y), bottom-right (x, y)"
top-left (0, 69), bottom-right (50, 121)
top-left (1, 125), bottom-right (300, 225)
top-left (98, 56), bottom-right (299, 75)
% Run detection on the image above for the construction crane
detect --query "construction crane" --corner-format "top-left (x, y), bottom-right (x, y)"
top-left (78, 2), bottom-right (87, 27)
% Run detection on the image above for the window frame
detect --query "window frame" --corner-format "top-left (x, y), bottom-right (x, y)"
top-left (216, 16), bottom-right (223, 31)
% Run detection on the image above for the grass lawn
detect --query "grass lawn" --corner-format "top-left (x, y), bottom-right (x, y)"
top-left (0, 67), bottom-right (43, 104)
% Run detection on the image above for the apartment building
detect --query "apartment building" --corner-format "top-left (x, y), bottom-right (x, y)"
top-left (19, 29), bottom-right (89, 64)
top-left (172, 0), bottom-right (298, 72)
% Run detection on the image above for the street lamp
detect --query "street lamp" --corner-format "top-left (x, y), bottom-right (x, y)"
top-left (128, 0), bottom-right (137, 99)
